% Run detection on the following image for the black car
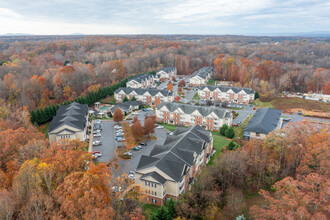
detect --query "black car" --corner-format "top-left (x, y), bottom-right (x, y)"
top-left (139, 142), bottom-right (147, 146)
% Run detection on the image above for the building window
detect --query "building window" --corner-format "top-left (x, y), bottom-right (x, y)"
top-left (152, 182), bottom-right (157, 188)
top-left (154, 191), bottom-right (157, 196)
top-left (65, 135), bottom-right (70, 138)
top-left (152, 199), bottom-right (157, 204)
top-left (145, 181), bottom-right (150, 186)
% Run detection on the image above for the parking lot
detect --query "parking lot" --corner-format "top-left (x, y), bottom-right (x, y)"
top-left (91, 109), bottom-right (169, 178)
top-left (92, 120), bottom-right (121, 162)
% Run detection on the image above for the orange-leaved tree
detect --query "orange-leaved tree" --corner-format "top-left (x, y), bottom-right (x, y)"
top-left (166, 81), bottom-right (173, 91)
top-left (132, 120), bottom-right (145, 139)
top-left (250, 173), bottom-right (329, 220)
top-left (113, 108), bottom-right (123, 123)
top-left (144, 116), bottom-right (156, 137)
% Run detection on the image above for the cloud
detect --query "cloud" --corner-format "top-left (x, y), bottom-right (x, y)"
top-left (0, 0), bottom-right (329, 35)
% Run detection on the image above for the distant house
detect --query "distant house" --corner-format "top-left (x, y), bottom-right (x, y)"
top-left (198, 85), bottom-right (255, 104)
top-left (156, 102), bottom-right (232, 131)
top-left (49, 102), bottom-right (89, 143)
top-left (155, 67), bottom-right (177, 81)
top-left (135, 125), bottom-right (213, 206)
top-left (126, 74), bottom-right (154, 88)
top-left (114, 87), bottom-right (173, 106)
top-left (189, 67), bottom-right (214, 86)
top-left (243, 108), bottom-right (282, 140)
top-left (109, 101), bottom-right (140, 114)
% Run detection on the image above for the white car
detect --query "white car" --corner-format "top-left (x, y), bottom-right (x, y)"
top-left (114, 125), bottom-right (122, 129)
top-left (116, 133), bottom-right (124, 137)
top-left (128, 174), bottom-right (135, 180)
top-left (132, 112), bottom-right (138, 115)
top-left (156, 125), bottom-right (164, 129)
top-left (147, 108), bottom-right (153, 111)
top-left (116, 129), bottom-right (124, 132)
top-left (124, 152), bottom-right (132, 156)
top-left (93, 140), bottom-right (102, 145)
top-left (93, 133), bottom-right (101, 137)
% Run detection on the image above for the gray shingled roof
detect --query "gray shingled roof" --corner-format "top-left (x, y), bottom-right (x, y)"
top-left (136, 125), bottom-right (212, 182)
top-left (140, 172), bottom-right (166, 185)
top-left (156, 102), bottom-right (231, 119)
top-left (109, 101), bottom-right (141, 113)
top-left (49, 102), bottom-right (88, 133)
top-left (190, 67), bottom-right (213, 79)
top-left (156, 67), bottom-right (176, 74)
top-left (200, 85), bottom-right (255, 94)
top-left (127, 73), bottom-right (153, 83)
top-left (244, 108), bottom-right (282, 134)
top-left (115, 87), bottom-right (173, 97)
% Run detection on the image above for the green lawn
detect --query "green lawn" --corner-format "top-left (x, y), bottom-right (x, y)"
top-left (37, 122), bottom-right (49, 138)
top-left (143, 203), bottom-right (160, 219)
top-left (208, 131), bottom-right (232, 165)
top-left (100, 95), bottom-right (116, 104)
top-left (192, 92), bottom-right (200, 100)
top-left (252, 99), bottom-right (273, 108)
top-left (207, 79), bottom-right (216, 85)
top-left (158, 122), bottom-right (183, 132)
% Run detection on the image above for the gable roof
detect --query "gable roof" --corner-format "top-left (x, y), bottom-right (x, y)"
top-left (49, 102), bottom-right (88, 133)
top-left (137, 125), bottom-right (212, 182)
top-left (200, 85), bottom-right (255, 94)
top-left (127, 73), bottom-right (153, 84)
top-left (156, 102), bottom-right (232, 119)
top-left (156, 67), bottom-right (176, 75)
top-left (244, 108), bottom-right (282, 134)
top-left (190, 67), bottom-right (213, 79)
top-left (140, 172), bottom-right (166, 184)
top-left (110, 101), bottom-right (141, 113)
top-left (115, 87), bottom-right (173, 97)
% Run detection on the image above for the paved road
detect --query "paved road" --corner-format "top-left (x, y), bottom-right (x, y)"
top-left (93, 120), bottom-right (118, 162)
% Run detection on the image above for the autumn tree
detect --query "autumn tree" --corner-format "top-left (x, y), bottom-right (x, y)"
top-left (24, 75), bottom-right (46, 109)
top-left (144, 116), bottom-right (156, 137)
top-left (178, 79), bottom-right (186, 88)
top-left (113, 108), bottom-right (123, 123)
top-left (132, 121), bottom-right (145, 139)
top-left (251, 173), bottom-right (329, 220)
top-left (166, 81), bottom-right (173, 91)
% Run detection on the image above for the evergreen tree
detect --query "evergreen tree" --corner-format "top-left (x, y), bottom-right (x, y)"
top-left (255, 91), bottom-right (259, 100)
top-left (227, 141), bottom-right (236, 150)
top-left (220, 124), bottom-right (228, 136)
top-left (225, 127), bottom-right (235, 139)
top-left (131, 96), bottom-right (137, 101)
top-left (35, 109), bottom-right (42, 125)
top-left (30, 110), bottom-right (37, 124)
top-left (165, 198), bottom-right (177, 219)
top-left (123, 96), bottom-right (129, 102)
top-left (151, 205), bottom-right (171, 220)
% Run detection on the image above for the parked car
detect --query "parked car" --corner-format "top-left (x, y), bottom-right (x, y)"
top-left (94, 120), bottom-right (102, 124)
top-left (139, 142), bottom-right (147, 146)
top-left (116, 137), bottom-right (125, 141)
top-left (128, 174), bottom-right (135, 180)
top-left (135, 145), bottom-right (142, 149)
top-left (114, 124), bottom-right (122, 128)
top-left (111, 186), bottom-right (123, 192)
top-left (156, 125), bottom-right (164, 129)
top-left (116, 129), bottom-right (124, 132)
top-left (93, 125), bottom-right (102, 130)
top-left (93, 129), bottom-right (102, 134)
top-left (132, 112), bottom-right (138, 115)
top-left (93, 133), bottom-right (101, 137)
top-left (116, 133), bottom-right (124, 137)
top-left (147, 108), bottom-right (153, 111)
top-left (124, 152), bottom-right (132, 156)
top-left (132, 146), bottom-right (140, 151)
top-left (92, 152), bottom-right (102, 157)
top-left (142, 109), bottom-right (146, 112)
top-left (93, 140), bottom-right (102, 145)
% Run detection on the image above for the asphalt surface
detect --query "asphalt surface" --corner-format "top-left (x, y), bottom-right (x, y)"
top-left (114, 109), bottom-right (168, 177)
top-left (93, 120), bottom-right (119, 162)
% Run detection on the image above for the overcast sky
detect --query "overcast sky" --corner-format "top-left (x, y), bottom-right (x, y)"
top-left (0, 0), bottom-right (329, 35)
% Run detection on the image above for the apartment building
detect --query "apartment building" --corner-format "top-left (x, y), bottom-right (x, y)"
top-left (126, 73), bottom-right (155, 88)
top-left (198, 85), bottom-right (255, 104)
top-left (155, 67), bottom-right (177, 81)
top-left (189, 67), bottom-right (214, 86)
top-left (243, 108), bottom-right (282, 140)
top-left (49, 102), bottom-right (89, 143)
top-left (114, 87), bottom-right (173, 106)
top-left (135, 125), bottom-right (213, 206)
top-left (156, 102), bottom-right (232, 131)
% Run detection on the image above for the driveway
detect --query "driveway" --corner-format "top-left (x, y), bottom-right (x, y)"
top-left (93, 120), bottom-right (118, 162)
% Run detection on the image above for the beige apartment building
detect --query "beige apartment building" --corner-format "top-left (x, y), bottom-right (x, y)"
top-left (135, 125), bottom-right (213, 206)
